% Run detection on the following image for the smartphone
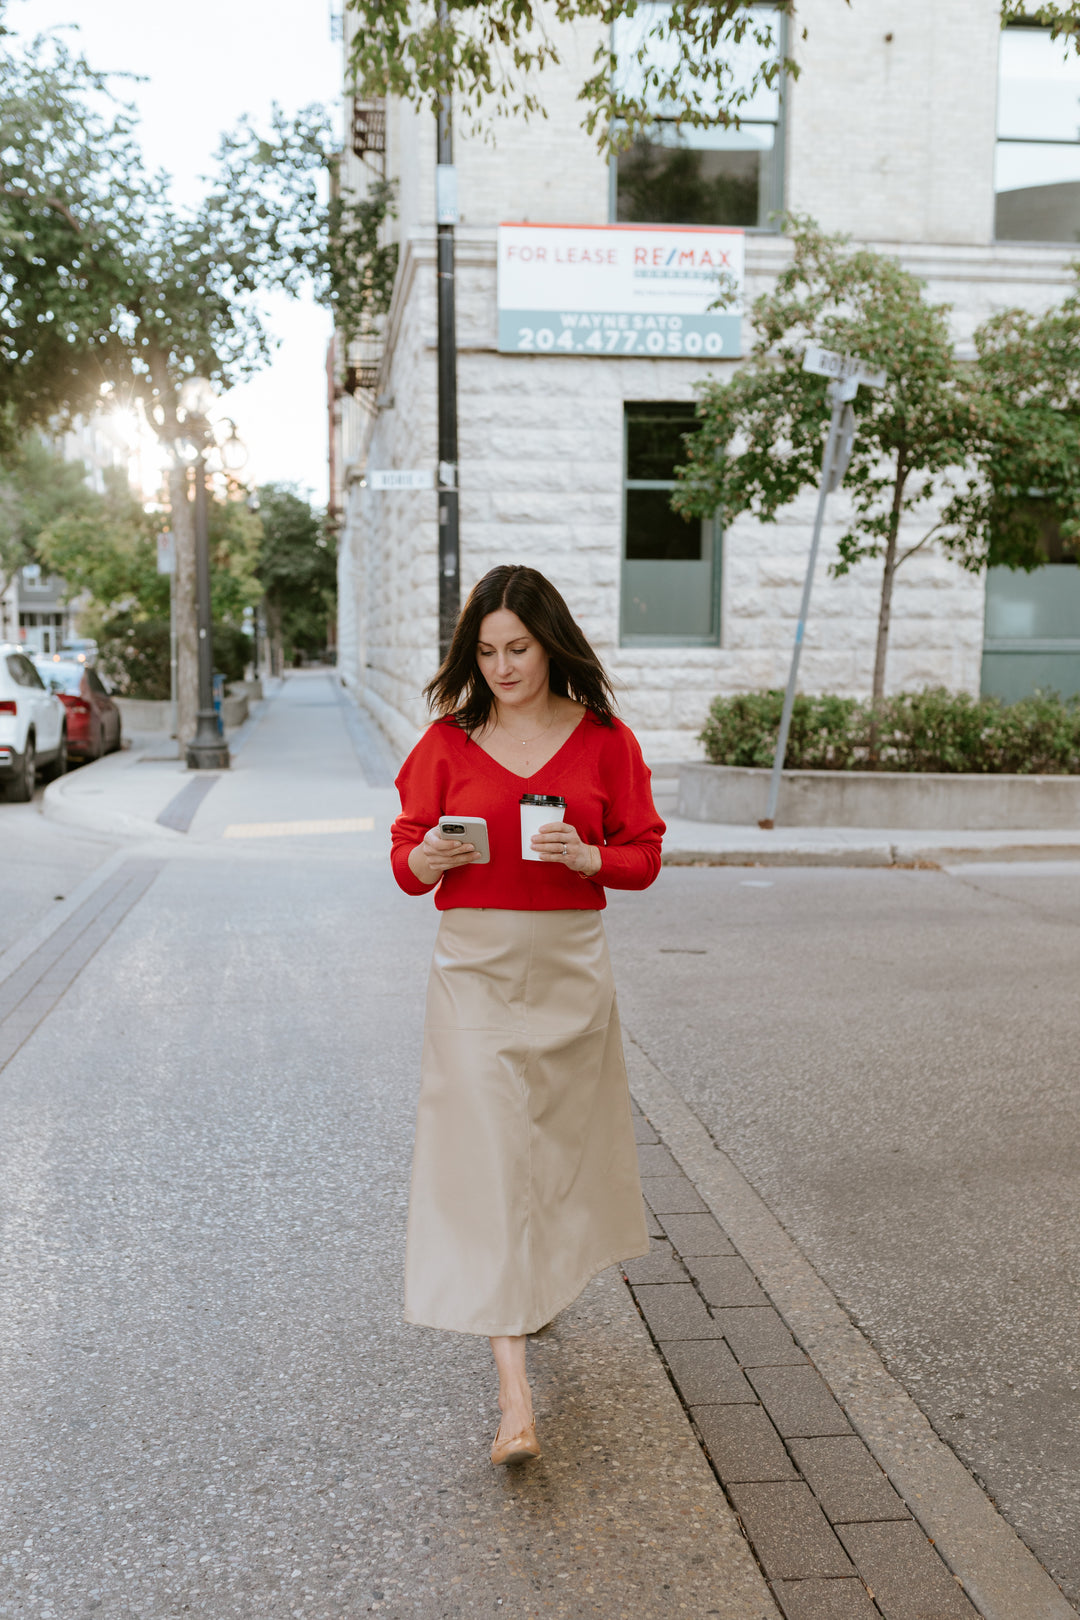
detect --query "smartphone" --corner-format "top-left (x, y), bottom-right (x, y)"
top-left (438, 815), bottom-right (491, 864)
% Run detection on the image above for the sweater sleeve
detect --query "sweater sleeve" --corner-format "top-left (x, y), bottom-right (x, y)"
top-left (390, 729), bottom-right (448, 896)
top-left (595, 721), bottom-right (666, 891)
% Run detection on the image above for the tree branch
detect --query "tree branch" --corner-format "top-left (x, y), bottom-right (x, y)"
top-left (896, 520), bottom-right (944, 570)
top-left (1, 186), bottom-right (82, 232)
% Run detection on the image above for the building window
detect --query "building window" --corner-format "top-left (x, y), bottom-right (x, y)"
top-left (982, 504), bottom-right (1080, 700)
top-left (996, 22), bottom-right (1080, 242)
top-left (612, 3), bottom-right (785, 229)
top-left (621, 403), bottom-right (721, 645)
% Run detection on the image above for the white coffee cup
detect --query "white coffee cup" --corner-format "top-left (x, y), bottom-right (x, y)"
top-left (520, 793), bottom-right (566, 862)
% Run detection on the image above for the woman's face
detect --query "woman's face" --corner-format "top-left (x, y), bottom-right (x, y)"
top-left (476, 608), bottom-right (550, 709)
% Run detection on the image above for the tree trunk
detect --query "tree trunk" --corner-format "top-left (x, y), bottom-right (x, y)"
top-left (169, 462), bottom-right (199, 749)
top-left (266, 598), bottom-right (284, 678)
top-left (867, 460), bottom-right (908, 763)
top-left (871, 460), bottom-right (909, 710)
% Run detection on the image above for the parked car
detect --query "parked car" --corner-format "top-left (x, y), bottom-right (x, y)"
top-left (32, 656), bottom-right (122, 762)
top-left (58, 637), bottom-right (100, 663)
top-left (0, 644), bottom-right (67, 801)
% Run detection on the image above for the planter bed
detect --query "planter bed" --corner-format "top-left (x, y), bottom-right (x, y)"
top-left (677, 762), bottom-right (1080, 831)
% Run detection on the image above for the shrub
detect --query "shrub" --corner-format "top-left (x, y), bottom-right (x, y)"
top-left (98, 615), bottom-right (170, 700)
top-left (699, 687), bottom-right (1080, 775)
top-left (98, 615), bottom-right (251, 700)
top-left (212, 622), bottom-right (251, 685)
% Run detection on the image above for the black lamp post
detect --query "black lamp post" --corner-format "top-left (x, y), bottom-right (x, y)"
top-left (435, 0), bottom-right (460, 662)
top-left (185, 449), bottom-right (230, 770)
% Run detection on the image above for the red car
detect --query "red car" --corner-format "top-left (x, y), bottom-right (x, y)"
top-left (33, 657), bottom-right (122, 761)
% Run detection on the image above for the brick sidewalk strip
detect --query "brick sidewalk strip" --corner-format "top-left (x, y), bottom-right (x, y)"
top-left (624, 1096), bottom-right (1006, 1619)
top-left (0, 859), bottom-right (164, 1073)
top-left (156, 772), bottom-right (221, 831)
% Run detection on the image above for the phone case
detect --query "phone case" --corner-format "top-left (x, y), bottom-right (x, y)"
top-left (438, 816), bottom-right (491, 864)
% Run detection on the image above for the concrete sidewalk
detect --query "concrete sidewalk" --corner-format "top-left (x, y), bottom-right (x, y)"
top-left (44, 682), bottom-right (1080, 869)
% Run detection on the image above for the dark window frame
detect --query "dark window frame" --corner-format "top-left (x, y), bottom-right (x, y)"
top-left (994, 19), bottom-right (1080, 243)
top-left (620, 402), bottom-right (722, 648)
top-left (609, 4), bottom-right (788, 232)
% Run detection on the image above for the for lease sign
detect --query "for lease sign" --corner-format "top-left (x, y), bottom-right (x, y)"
top-left (496, 222), bottom-right (743, 359)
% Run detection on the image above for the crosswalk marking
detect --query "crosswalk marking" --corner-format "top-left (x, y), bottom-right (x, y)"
top-left (223, 817), bottom-right (376, 839)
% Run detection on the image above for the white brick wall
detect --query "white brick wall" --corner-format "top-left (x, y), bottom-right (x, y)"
top-left (335, 1), bottom-right (1076, 766)
top-left (788, 0), bottom-right (1001, 245)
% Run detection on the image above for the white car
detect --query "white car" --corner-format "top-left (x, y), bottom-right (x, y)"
top-left (0, 644), bottom-right (68, 801)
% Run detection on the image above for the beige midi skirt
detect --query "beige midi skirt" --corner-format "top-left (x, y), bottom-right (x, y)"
top-left (404, 907), bottom-right (649, 1336)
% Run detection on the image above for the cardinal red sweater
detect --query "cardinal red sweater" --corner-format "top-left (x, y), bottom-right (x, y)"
top-left (390, 712), bottom-right (665, 910)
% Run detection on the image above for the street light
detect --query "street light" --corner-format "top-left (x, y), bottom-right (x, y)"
top-left (177, 377), bottom-right (232, 771)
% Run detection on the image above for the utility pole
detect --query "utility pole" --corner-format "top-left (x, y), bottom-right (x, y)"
top-left (435, 0), bottom-right (460, 662)
top-left (759, 346), bottom-right (886, 828)
top-left (185, 453), bottom-right (230, 770)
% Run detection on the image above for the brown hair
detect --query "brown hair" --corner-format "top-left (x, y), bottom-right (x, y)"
top-left (423, 564), bottom-right (616, 734)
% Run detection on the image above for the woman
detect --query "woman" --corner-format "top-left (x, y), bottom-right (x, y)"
top-left (390, 564), bottom-right (665, 1466)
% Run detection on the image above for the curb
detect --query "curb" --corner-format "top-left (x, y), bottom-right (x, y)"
top-left (41, 693), bottom-right (278, 844)
top-left (42, 772), bottom-right (184, 843)
top-left (625, 1034), bottom-right (1079, 1620)
top-left (663, 841), bottom-right (1080, 869)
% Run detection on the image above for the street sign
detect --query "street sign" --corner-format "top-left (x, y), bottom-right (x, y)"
top-left (366, 469), bottom-right (435, 491)
top-left (156, 531), bottom-right (175, 575)
top-left (802, 344), bottom-right (887, 391)
top-left (435, 164), bottom-right (458, 226)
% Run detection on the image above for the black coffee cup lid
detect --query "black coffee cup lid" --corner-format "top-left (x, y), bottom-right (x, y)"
top-left (520, 793), bottom-right (565, 806)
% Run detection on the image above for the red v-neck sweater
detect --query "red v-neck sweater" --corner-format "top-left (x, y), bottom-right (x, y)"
top-left (391, 712), bottom-right (665, 910)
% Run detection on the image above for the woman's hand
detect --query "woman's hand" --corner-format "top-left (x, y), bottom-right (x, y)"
top-left (408, 826), bottom-right (482, 886)
top-left (531, 821), bottom-right (602, 878)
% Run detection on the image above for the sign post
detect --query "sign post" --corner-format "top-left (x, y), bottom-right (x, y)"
top-left (759, 347), bottom-right (887, 829)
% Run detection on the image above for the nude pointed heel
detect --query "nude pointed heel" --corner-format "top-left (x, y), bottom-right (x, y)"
top-left (491, 1417), bottom-right (542, 1466)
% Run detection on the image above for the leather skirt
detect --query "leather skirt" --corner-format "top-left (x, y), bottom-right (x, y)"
top-left (404, 908), bottom-right (649, 1336)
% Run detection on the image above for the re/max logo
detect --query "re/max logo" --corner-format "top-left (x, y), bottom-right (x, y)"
top-left (633, 246), bottom-right (734, 269)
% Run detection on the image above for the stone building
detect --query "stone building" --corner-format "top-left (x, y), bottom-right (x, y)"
top-left (332, 0), bottom-right (1080, 764)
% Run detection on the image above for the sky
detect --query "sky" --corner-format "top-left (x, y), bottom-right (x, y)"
top-left (11, 0), bottom-right (343, 504)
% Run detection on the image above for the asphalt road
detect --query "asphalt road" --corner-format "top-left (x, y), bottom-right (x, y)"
top-left (606, 861), bottom-right (1080, 1604)
top-left (0, 775), bottom-right (117, 956)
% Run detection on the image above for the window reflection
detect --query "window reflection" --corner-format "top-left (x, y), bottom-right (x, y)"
top-left (613, 3), bottom-right (784, 230)
top-left (996, 24), bottom-right (1080, 241)
top-left (622, 404), bottom-right (720, 643)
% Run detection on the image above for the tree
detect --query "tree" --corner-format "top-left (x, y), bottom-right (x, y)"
top-left (672, 221), bottom-right (982, 710)
top-left (13, 425), bottom-right (260, 699)
top-left (0, 433), bottom-right (123, 627)
top-left (348, 0), bottom-right (799, 147)
top-left (672, 221), bottom-right (1080, 713)
top-left (946, 284), bottom-right (1080, 573)
top-left (346, 1), bottom-right (1080, 151)
top-left (1, 24), bottom-right (392, 738)
top-left (254, 485), bottom-right (336, 670)
top-left (0, 30), bottom-right (137, 447)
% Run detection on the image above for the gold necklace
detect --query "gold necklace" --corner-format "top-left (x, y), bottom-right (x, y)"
top-left (498, 703), bottom-right (557, 748)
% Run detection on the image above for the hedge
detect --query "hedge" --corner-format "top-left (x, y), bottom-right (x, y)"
top-left (699, 687), bottom-right (1080, 775)
top-left (98, 615), bottom-right (251, 701)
